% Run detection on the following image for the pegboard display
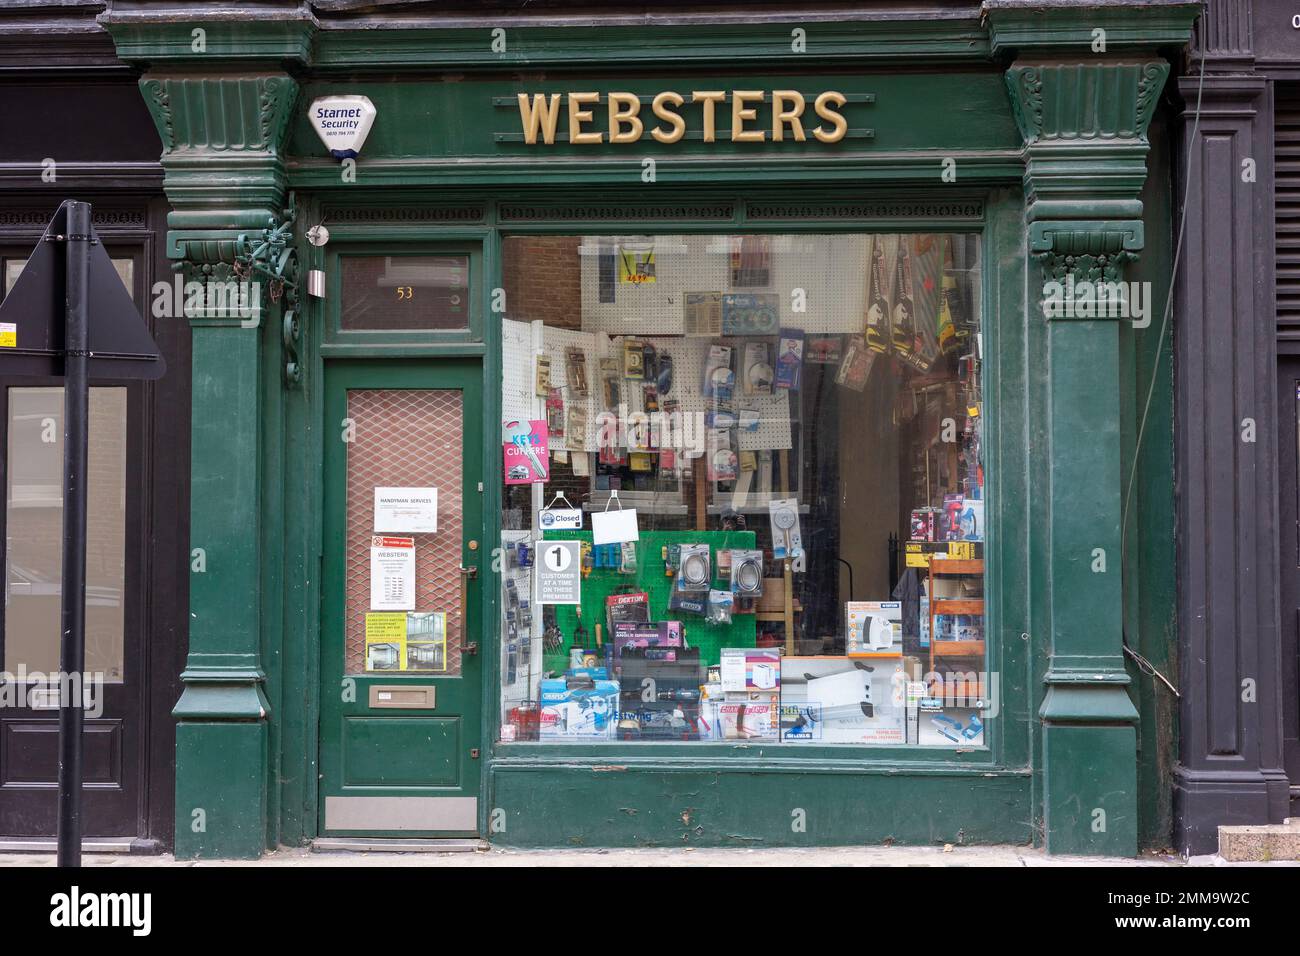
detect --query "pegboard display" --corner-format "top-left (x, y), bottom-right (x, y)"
top-left (541, 324), bottom-right (601, 451)
top-left (606, 334), bottom-right (708, 423)
top-left (576, 234), bottom-right (934, 336)
top-left (506, 234), bottom-right (965, 473)
top-left (501, 318), bottom-right (538, 425)
top-left (736, 392), bottom-right (793, 451)
top-left (499, 529), bottom-right (543, 712)
top-left (579, 237), bottom-right (711, 335)
top-left (586, 335), bottom-right (795, 453)
top-left (539, 529), bottom-right (758, 675)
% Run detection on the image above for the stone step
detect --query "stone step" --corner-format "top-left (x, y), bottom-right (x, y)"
top-left (1218, 818), bottom-right (1300, 862)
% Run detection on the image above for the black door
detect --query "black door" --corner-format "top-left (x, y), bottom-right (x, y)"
top-left (1276, 357), bottom-right (1300, 804)
top-left (0, 251), bottom-right (148, 839)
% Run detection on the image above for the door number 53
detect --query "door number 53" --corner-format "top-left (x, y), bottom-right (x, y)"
top-left (396, 286), bottom-right (414, 299)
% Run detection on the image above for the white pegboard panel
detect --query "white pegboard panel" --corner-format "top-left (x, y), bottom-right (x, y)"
top-left (514, 233), bottom-right (966, 466)
top-left (607, 334), bottom-right (709, 422)
top-left (598, 335), bottom-right (795, 452)
top-left (573, 234), bottom-right (943, 337)
top-left (499, 529), bottom-right (542, 714)
top-left (579, 236), bottom-right (720, 336)
top-left (540, 323), bottom-right (601, 451)
top-left (774, 234), bottom-right (870, 334)
top-left (737, 392), bottom-right (793, 451)
top-left (502, 318), bottom-right (537, 425)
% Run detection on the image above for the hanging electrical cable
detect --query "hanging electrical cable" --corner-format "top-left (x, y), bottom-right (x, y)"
top-left (1118, 5), bottom-right (1208, 696)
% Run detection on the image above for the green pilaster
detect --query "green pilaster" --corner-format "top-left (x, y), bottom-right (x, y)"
top-left (1016, 62), bottom-right (1154, 856)
top-left (172, 305), bottom-right (271, 859)
top-left (992, 0), bottom-right (1196, 854)
top-left (135, 61), bottom-right (301, 859)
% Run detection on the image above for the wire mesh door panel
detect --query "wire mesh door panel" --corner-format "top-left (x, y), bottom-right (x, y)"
top-left (343, 389), bottom-right (464, 676)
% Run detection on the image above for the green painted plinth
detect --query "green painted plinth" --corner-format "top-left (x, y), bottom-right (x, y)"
top-left (174, 720), bottom-right (269, 860)
top-left (1043, 722), bottom-right (1138, 856)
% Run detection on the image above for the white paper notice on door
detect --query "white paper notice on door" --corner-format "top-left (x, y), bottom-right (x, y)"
top-left (370, 535), bottom-right (416, 611)
top-left (374, 486), bottom-right (437, 534)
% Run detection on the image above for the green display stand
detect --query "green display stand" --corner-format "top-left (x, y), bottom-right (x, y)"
top-left (541, 529), bottom-right (758, 673)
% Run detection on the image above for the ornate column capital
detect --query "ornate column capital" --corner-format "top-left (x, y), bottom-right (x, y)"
top-left (139, 72), bottom-right (299, 233)
top-left (1006, 59), bottom-right (1169, 258)
top-left (136, 70), bottom-right (303, 383)
top-left (990, 0), bottom-right (1197, 297)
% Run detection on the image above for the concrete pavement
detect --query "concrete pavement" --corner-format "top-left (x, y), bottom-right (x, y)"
top-left (0, 845), bottom-right (1294, 867)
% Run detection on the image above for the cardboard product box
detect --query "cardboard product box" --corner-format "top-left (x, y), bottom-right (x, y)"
top-left (937, 495), bottom-right (986, 542)
top-left (564, 666), bottom-right (610, 681)
top-left (719, 647), bottom-right (781, 693)
top-left (940, 494), bottom-right (965, 541)
top-left (718, 700), bottom-right (778, 740)
top-left (909, 508), bottom-right (940, 542)
top-left (539, 678), bottom-right (620, 739)
top-left (797, 665), bottom-right (906, 744)
top-left (818, 714), bottom-right (904, 744)
top-left (696, 682), bottom-right (724, 740)
top-left (779, 700), bottom-right (824, 741)
top-left (957, 499), bottom-right (984, 541)
top-left (611, 620), bottom-right (684, 659)
top-left (929, 575), bottom-right (980, 601)
top-left (605, 591), bottom-right (650, 632)
top-left (617, 647), bottom-right (702, 705)
top-left (846, 601), bottom-right (902, 655)
top-left (917, 704), bottom-right (986, 747)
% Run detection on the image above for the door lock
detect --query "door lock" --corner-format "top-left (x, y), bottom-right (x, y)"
top-left (463, 641), bottom-right (479, 656)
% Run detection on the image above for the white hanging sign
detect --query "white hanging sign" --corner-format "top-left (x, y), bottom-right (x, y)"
top-left (309, 95), bottom-right (377, 159)
top-left (539, 507), bottom-right (583, 530)
top-left (590, 502), bottom-right (639, 546)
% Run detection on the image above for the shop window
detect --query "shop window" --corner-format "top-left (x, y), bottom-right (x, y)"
top-left (497, 232), bottom-right (985, 746)
top-left (340, 254), bottom-right (470, 331)
top-left (4, 256), bottom-right (134, 300)
top-left (3, 386), bottom-right (127, 682)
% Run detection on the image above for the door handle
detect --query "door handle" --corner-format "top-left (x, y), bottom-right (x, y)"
top-left (460, 564), bottom-right (478, 655)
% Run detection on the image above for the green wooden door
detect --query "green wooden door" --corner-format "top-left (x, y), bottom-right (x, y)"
top-left (319, 359), bottom-right (484, 838)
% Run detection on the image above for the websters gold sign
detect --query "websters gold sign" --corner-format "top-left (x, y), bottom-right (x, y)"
top-left (516, 90), bottom-right (849, 145)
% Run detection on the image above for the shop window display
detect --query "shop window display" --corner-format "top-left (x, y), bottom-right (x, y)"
top-left (498, 232), bottom-right (986, 746)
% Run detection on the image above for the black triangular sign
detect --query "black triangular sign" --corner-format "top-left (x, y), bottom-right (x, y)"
top-left (0, 201), bottom-right (166, 380)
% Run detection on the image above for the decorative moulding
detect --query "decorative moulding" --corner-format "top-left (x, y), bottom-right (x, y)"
top-left (983, 0), bottom-right (1201, 57)
top-left (1004, 61), bottom-right (1170, 145)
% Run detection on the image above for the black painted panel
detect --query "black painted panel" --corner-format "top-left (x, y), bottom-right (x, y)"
top-left (0, 84), bottom-right (159, 164)
top-left (0, 718), bottom-right (123, 788)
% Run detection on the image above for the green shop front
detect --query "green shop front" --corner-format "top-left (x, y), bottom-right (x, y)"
top-left (103, 0), bottom-right (1196, 858)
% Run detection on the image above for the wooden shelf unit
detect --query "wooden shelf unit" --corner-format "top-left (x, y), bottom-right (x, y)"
top-left (928, 557), bottom-right (985, 671)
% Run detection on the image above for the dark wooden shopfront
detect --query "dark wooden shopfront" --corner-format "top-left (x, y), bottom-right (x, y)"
top-left (0, 11), bottom-right (188, 850)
